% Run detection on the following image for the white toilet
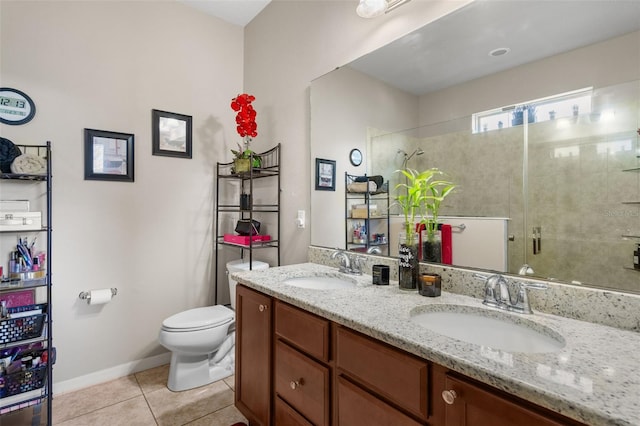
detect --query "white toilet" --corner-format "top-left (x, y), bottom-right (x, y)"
top-left (158, 259), bottom-right (269, 392)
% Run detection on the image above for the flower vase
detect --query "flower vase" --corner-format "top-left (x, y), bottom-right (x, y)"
top-left (398, 232), bottom-right (419, 290)
top-left (421, 230), bottom-right (442, 263)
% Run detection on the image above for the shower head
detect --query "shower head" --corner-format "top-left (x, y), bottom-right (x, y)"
top-left (405, 148), bottom-right (424, 162)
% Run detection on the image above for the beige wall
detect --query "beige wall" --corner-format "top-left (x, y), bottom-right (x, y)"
top-left (1, 1), bottom-right (243, 388)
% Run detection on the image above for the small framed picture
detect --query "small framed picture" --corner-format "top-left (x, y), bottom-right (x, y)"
top-left (152, 109), bottom-right (192, 158)
top-left (315, 158), bottom-right (336, 191)
top-left (84, 128), bottom-right (134, 182)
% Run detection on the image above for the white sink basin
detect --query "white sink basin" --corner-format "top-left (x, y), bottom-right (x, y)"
top-left (283, 274), bottom-right (356, 290)
top-left (410, 305), bottom-right (565, 353)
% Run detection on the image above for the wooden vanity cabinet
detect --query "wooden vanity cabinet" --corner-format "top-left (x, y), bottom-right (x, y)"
top-left (235, 285), bottom-right (586, 426)
top-left (235, 285), bottom-right (273, 426)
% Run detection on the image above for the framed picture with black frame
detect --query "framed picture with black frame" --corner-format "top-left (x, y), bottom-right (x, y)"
top-left (152, 109), bottom-right (192, 159)
top-left (84, 128), bottom-right (134, 182)
top-left (315, 158), bottom-right (336, 191)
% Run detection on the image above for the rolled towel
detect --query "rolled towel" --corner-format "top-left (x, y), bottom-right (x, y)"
top-left (10, 153), bottom-right (46, 174)
top-left (0, 137), bottom-right (22, 173)
top-left (347, 181), bottom-right (377, 193)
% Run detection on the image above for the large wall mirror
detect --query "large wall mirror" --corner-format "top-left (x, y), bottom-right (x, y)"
top-left (310, 0), bottom-right (640, 294)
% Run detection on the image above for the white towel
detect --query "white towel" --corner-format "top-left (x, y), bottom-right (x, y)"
top-left (10, 153), bottom-right (46, 174)
top-left (347, 181), bottom-right (377, 193)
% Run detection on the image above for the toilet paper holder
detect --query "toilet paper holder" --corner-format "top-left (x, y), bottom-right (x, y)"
top-left (79, 288), bottom-right (118, 301)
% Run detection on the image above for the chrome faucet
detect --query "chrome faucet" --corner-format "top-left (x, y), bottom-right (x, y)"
top-left (331, 250), bottom-right (363, 275)
top-left (474, 273), bottom-right (546, 314)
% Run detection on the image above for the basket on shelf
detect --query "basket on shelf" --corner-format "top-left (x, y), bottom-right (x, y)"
top-left (2, 365), bottom-right (47, 398)
top-left (0, 304), bottom-right (47, 345)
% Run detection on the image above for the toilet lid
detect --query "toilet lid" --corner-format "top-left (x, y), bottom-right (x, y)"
top-left (162, 306), bottom-right (234, 331)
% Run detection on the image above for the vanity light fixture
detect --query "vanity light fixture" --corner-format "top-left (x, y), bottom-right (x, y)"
top-left (356, 0), bottom-right (412, 18)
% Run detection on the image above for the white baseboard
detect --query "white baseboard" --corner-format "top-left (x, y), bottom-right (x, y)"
top-left (53, 352), bottom-right (172, 395)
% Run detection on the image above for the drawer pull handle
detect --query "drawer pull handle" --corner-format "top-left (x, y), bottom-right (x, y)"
top-left (259, 304), bottom-right (268, 312)
top-left (442, 390), bottom-right (457, 405)
top-left (290, 378), bottom-right (304, 390)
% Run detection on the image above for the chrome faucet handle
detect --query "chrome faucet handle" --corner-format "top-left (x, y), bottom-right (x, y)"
top-left (510, 281), bottom-right (547, 314)
top-left (349, 254), bottom-right (364, 275)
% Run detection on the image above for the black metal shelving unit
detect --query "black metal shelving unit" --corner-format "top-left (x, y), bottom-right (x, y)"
top-left (345, 172), bottom-right (390, 256)
top-left (214, 144), bottom-right (281, 304)
top-left (0, 142), bottom-right (53, 425)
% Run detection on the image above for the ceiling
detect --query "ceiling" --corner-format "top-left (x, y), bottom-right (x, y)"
top-left (348, 0), bottom-right (640, 95)
top-left (179, 0), bottom-right (271, 27)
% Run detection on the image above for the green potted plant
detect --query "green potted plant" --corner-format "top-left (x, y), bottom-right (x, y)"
top-left (417, 169), bottom-right (456, 262)
top-left (393, 168), bottom-right (433, 290)
top-left (394, 168), bottom-right (425, 245)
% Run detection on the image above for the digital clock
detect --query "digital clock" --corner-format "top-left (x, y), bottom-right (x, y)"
top-left (0, 88), bottom-right (36, 125)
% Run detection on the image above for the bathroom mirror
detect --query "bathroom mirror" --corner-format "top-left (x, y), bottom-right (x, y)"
top-left (310, 0), bottom-right (640, 293)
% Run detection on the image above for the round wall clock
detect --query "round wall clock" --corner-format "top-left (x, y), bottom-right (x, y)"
top-left (0, 88), bottom-right (36, 125)
top-left (350, 148), bottom-right (363, 166)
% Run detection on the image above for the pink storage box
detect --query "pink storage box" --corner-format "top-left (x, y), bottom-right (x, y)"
top-left (223, 234), bottom-right (271, 245)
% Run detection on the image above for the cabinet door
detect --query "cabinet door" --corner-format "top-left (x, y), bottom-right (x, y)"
top-left (336, 376), bottom-right (423, 426)
top-left (235, 285), bottom-right (272, 426)
top-left (442, 374), bottom-right (583, 426)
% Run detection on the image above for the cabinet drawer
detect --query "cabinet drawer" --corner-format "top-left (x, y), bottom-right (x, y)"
top-left (275, 300), bottom-right (330, 362)
top-left (336, 326), bottom-right (428, 420)
top-left (275, 395), bottom-right (314, 426)
top-left (275, 340), bottom-right (330, 426)
top-left (337, 376), bottom-right (423, 426)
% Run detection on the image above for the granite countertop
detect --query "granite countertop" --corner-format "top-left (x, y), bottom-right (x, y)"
top-left (232, 262), bottom-right (640, 426)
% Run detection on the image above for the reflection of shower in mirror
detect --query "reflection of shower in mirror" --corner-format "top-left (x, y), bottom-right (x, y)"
top-left (398, 148), bottom-right (424, 168)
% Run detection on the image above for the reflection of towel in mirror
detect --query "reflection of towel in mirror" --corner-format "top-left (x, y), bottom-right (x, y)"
top-left (10, 153), bottom-right (46, 174)
top-left (347, 181), bottom-right (377, 193)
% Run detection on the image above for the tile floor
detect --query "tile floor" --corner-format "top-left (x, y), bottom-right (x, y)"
top-left (0, 364), bottom-right (248, 426)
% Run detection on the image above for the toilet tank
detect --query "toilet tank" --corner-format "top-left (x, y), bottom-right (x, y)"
top-left (226, 259), bottom-right (269, 309)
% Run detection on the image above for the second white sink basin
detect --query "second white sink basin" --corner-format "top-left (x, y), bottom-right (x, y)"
top-left (410, 305), bottom-right (565, 353)
top-left (283, 275), bottom-right (356, 290)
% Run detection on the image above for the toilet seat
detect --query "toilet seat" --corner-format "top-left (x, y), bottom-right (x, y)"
top-left (162, 306), bottom-right (234, 332)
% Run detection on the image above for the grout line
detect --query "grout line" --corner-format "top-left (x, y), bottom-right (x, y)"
top-left (133, 374), bottom-right (160, 425)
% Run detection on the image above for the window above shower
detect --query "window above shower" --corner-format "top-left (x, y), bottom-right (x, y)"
top-left (472, 88), bottom-right (593, 134)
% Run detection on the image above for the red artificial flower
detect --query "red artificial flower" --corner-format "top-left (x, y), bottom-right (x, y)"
top-left (231, 94), bottom-right (258, 138)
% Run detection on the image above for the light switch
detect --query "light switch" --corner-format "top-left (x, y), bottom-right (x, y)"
top-left (296, 210), bottom-right (305, 228)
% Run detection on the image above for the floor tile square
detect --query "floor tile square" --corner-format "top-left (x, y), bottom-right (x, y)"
top-left (135, 364), bottom-right (170, 395)
top-left (184, 404), bottom-right (247, 426)
top-left (145, 380), bottom-right (234, 426)
top-left (52, 375), bottom-right (142, 423)
top-left (54, 395), bottom-right (156, 426)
